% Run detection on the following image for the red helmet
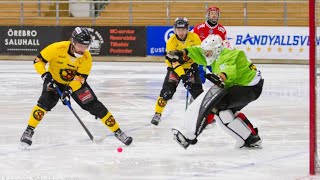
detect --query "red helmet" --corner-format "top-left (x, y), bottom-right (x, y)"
top-left (206, 6), bottom-right (220, 24)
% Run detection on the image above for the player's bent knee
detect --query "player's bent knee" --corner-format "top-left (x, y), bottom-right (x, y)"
top-left (37, 101), bottom-right (56, 111)
top-left (81, 100), bottom-right (108, 118)
top-left (160, 89), bottom-right (174, 101)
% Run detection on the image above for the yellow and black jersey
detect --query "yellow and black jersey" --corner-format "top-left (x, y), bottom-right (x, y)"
top-left (165, 32), bottom-right (201, 77)
top-left (34, 41), bottom-right (92, 92)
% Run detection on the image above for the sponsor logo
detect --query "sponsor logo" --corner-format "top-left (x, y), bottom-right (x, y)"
top-left (105, 115), bottom-right (116, 127)
top-left (4, 28), bottom-right (40, 52)
top-left (60, 68), bottom-right (76, 81)
top-left (78, 89), bottom-right (93, 103)
top-left (87, 28), bottom-right (104, 55)
top-left (33, 109), bottom-right (44, 121)
top-left (164, 27), bottom-right (175, 43)
top-left (157, 97), bottom-right (167, 107)
top-left (150, 47), bottom-right (165, 55)
top-left (235, 33), bottom-right (320, 46)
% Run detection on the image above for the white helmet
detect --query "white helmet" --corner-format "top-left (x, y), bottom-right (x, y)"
top-left (201, 34), bottom-right (223, 65)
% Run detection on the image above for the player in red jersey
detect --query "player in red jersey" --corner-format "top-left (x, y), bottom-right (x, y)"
top-left (192, 6), bottom-right (228, 84)
top-left (193, 6), bottom-right (227, 41)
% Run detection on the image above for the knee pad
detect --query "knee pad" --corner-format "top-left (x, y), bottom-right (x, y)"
top-left (37, 102), bottom-right (54, 112)
top-left (219, 109), bottom-right (234, 124)
top-left (72, 86), bottom-right (107, 118)
top-left (37, 93), bottom-right (59, 111)
top-left (160, 86), bottom-right (175, 101)
top-left (82, 100), bottom-right (108, 119)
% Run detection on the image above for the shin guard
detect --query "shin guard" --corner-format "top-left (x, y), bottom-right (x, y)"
top-left (101, 112), bottom-right (120, 132)
top-left (27, 105), bottom-right (46, 128)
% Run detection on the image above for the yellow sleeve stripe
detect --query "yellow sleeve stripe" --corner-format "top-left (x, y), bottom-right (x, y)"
top-left (173, 65), bottom-right (186, 77)
top-left (165, 59), bottom-right (172, 67)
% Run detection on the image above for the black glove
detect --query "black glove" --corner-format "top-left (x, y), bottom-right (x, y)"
top-left (166, 50), bottom-right (185, 64)
top-left (60, 88), bottom-right (73, 105)
top-left (180, 74), bottom-right (191, 89)
top-left (187, 63), bottom-right (198, 74)
top-left (205, 73), bottom-right (225, 88)
top-left (41, 72), bottom-right (55, 91)
top-left (166, 51), bottom-right (179, 63)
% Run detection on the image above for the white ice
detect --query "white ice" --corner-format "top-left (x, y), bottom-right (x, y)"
top-left (0, 61), bottom-right (318, 180)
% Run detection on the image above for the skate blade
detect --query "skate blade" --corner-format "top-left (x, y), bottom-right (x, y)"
top-left (241, 140), bottom-right (263, 149)
top-left (18, 142), bottom-right (30, 150)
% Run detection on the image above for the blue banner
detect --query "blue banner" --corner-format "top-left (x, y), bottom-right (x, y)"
top-left (146, 26), bottom-right (173, 56)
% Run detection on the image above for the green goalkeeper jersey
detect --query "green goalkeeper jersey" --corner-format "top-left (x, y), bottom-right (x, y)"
top-left (186, 46), bottom-right (259, 88)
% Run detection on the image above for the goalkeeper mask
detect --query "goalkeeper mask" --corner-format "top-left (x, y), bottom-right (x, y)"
top-left (201, 34), bottom-right (223, 65)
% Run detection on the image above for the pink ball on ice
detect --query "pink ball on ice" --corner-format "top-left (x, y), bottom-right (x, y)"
top-left (117, 147), bottom-right (123, 153)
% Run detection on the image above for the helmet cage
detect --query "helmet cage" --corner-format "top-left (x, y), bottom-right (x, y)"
top-left (206, 6), bottom-right (220, 24)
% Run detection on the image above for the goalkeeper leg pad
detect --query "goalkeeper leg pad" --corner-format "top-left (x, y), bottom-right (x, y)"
top-left (216, 110), bottom-right (252, 148)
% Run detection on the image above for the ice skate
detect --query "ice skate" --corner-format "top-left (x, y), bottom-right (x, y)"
top-left (114, 129), bottom-right (133, 146)
top-left (242, 128), bottom-right (262, 148)
top-left (20, 127), bottom-right (34, 149)
top-left (151, 113), bottom-right (161, 126)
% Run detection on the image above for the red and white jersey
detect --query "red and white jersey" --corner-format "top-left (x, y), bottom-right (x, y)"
top-left (192, 22), bottom-right (227, 41)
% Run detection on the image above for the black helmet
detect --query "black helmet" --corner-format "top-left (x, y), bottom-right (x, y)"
top-left (72, 27), bottom-right (91, 45)
top-left (174, 17), bottom-right (189, 29)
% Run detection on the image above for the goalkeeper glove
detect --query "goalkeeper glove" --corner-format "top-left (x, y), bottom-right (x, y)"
top-left (205, 73), bottom-right (225, 88)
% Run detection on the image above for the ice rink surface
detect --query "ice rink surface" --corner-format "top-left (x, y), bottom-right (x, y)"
top-left (0, 61), bottom-right (318, 180)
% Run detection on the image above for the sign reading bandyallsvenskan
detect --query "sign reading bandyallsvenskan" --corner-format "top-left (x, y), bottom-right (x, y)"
top-left (106, 27), bottom-right (146, 56)
top-left (226, 26), bottom-right (320, 60)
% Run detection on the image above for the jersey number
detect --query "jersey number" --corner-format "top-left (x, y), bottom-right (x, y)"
top-left (249, 63), bottom-right (257, 71)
